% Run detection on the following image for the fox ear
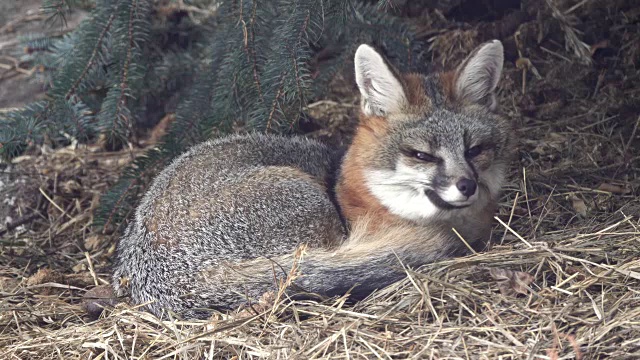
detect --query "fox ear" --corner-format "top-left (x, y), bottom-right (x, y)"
top-left (354, 44), bottom-right (408, 116)
top-left (454, 40), bottom-right (504, 110)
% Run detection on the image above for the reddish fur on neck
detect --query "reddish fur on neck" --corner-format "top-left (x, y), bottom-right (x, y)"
top-left (336, 113), bottom-right (397, 233)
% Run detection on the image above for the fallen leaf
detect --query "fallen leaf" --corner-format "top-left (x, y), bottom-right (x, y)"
top-left (83, 285), bottom-right (119, 319)
top-left (0, 276), bottom-right (21, 291)
top-left (26, 268), bottom-right (65, 295)
top-left (597, 183), bottom-right (630, 194)
top-left (529, 133), bottom-right (568, 156)
top-left (146, 113), bottom-right (176, 146)
top-left (72, 262), bottom-right (87, 273)
top-left (569, 195), bottom-right (588, 217)
top-left (26, 267), bottom-right (64, 286)
top-left (84, 235), bottom-right (104, 251)
top-left (62, 180), bottom-right (82, 195)
top-left (489, 268), bottom-right (535, 297)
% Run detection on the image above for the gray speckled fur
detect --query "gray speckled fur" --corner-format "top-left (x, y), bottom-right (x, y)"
top-left (112, 134), bottom-right (347, 318)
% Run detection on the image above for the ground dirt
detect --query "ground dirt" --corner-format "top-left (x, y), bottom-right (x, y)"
top-left (0, 0), bottom-right (87, 109)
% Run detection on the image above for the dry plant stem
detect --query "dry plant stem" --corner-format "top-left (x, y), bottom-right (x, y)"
top-left (544, 0), bottom-right (593, 65)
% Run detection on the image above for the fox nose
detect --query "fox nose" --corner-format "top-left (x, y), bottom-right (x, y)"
top-left (456, 178), bottom-right (477, 198)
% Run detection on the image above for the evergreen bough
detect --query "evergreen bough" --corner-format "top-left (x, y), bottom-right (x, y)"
top-left (0, 0), bottom-right (425, 232)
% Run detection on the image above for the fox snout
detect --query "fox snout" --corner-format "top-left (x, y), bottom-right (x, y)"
top-left (431, 168), bottom-right (480, 208)
top-left (456, 178), bottom-right (477, 198)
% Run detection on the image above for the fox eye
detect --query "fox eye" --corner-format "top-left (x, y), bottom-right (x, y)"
top-left (466, 145), bottom-right (483, 158)
top-left (412, 151), bottom-right (439, 163)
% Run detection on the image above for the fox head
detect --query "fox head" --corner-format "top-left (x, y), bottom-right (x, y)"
top-left (344, 40), bottom-right (511, 222)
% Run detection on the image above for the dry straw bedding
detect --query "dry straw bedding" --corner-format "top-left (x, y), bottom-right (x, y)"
top-left (1, 147), bottom-right (638, 359)
top-left (1, 94), bottom-right (638, 360)
top-left (1, 1), bottom-right (640, 359)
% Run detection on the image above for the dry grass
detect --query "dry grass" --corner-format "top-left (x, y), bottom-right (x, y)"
top-left (1, 177), bottom-right (638, 358)
top-left (1, 0), bottom-right (639, 358)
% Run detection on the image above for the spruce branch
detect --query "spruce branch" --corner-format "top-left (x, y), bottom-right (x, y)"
top-left (289, 10), bottom-right (312, 127)
top-left (266, 71), bottom-right (288, 132)
top-left (97, 0), bottom-right (151, 147)
top-left (114, 0), bottom-right (140, 138)
top-left (42, 0), bottom-right (73, 27)
top-left (6, 0), bottom-right (425, 229)
top-left (65, 13), bottom-right (116, 100)
top-left (100, 176), bottom-right (137, 232)
top-left (245, 0), bottom-right (263, 102)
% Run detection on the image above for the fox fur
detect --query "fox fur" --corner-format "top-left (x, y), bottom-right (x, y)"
top-left (112, 40), bottom-right (513, 319)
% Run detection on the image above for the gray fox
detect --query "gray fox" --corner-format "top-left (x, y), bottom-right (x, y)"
top-left (111, 40), bottom-right (512, 319)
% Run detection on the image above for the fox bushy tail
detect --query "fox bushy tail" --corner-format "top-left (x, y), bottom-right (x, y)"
top-left (199, 218), bottom-right (462, 311)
